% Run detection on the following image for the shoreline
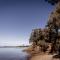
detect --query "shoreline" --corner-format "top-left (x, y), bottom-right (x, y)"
top-left (30, 54), bottom-right (53, 60)
top-left (24, 47), bottom-right (60, 60)
top-left (28, 52), bottom-right (60, 60)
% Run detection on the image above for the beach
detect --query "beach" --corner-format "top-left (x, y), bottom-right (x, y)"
top-left (25, 46), bottom-right (60, 60)
top-left (30, 53), bottom-right (60, 60)
top-left (30, 54), bottom-right (53, 60)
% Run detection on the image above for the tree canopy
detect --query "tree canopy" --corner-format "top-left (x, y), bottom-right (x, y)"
top-left (29, 0), bottom-right (60, 54)
top-left (45, 0), bottom-right (60, 5)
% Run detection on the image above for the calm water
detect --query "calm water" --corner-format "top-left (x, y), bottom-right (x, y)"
top-left (0, 47), bottom-right (29, 60)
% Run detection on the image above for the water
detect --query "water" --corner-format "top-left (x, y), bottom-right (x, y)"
top-left (0, 47), bottom-right (29, 60)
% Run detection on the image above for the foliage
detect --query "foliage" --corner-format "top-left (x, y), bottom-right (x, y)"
top-left (29, 0), bottom-right (60, 54)
top-left (45, 0), bottom-right (59, 5)
top-left (29, 29), bottom-right (44, 45)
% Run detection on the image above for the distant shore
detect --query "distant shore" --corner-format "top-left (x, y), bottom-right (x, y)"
top-left (0, 46), bottom-right (29, 48)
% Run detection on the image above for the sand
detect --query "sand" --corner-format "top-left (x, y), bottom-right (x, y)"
top-left (25, 46), bottom-right (60, 60)
top-left (30, 54), bottom-right (60, 60)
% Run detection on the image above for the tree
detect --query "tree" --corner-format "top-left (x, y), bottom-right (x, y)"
top-left (45, 0), bottom-right (59, 5)
top-left (29, 28), bottom-right (49, 52)
top-left (46, 18), bottom-right (59, 53)
top-left (45, 0), bottom-right (60, 54)
top-left (29, 28), bottom-right (43, 46)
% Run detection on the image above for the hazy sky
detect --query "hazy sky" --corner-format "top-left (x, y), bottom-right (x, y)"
top-left (0, 0), bottom-right (54, 46)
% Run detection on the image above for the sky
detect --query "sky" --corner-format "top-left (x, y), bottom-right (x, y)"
top-left (0, 0), bottom-right (54, 46)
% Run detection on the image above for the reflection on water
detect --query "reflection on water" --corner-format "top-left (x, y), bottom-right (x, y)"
top-left (0, 47), bottom-right (29, 60)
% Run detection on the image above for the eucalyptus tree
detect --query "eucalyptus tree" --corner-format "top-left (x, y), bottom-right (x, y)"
top-left (29, 28), bottom-right (46, 51)
top-left (45, 0), bottom-right (60, 28)
top-left (45, 0), bottom-right (60, 53)
top-left (45, 0), bottom-right (59, 5)
top-left (29, 28), bottom-right (43, 46)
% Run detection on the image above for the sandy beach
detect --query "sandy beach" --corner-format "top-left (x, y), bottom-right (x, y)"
top-left (30, 54), bottom-right (59, 60)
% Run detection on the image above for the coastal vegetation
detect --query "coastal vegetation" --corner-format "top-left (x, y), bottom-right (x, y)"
top-left (27, 0), bottom-right (60, 59)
